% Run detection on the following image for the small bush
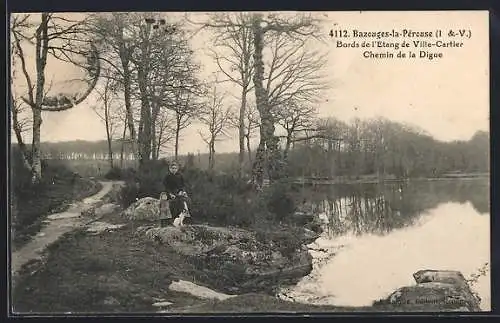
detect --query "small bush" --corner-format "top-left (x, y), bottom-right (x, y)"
top-left (118, 164), bottom-right (299, 230)
top-left (104, 167), bottom-right (122, 180)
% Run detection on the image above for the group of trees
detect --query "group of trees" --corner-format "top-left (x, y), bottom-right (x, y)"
top-left (286, 117), bottom-right (489, 179)
top-left (198, 13), bottom-right (329, 186)
top-left (10, 12), bottom-right (488, 187)
top-left (11, 12), bottom-right (331, 187)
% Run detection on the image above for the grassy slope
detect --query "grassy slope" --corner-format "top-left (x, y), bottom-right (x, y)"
top-left (12, 209), bottom-right (474, 314)
top-left (12, 210), bottom-right (346, 314)
top-left (11, 175), bottom-right (102, 251)
top-left (12, 213), bottom-right (214, 314)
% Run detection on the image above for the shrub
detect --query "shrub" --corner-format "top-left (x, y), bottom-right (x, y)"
top-left (262, 179), bottom-right (297, 222)
top-left (117, 160), bottom-right (168, 207)
top-left (104, 167), bottom-right (122, 180)
top-left (118, 164), bottom-right (299, 229)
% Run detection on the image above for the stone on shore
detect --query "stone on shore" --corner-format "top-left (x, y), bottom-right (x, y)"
top-left (375, 269), bottom-right (482, 311)
top-left (169, 280), bottom-right (237, 301)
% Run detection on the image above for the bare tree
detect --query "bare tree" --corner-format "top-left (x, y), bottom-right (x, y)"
top-left (10, 42), bottom-right (32, 170)
top-left (128, 15), bottom-right (157, 165)
top-left (92, 76), bottom-right (120, 168)
top-left (264, 32), bottom-right (329, 109)
top-left (147, 20), bottom-right (198, 160)
top-left (205, 13), bottom-right (254, 177)
top-left (230, 101), bottom-right (260, 166)
top-left (190, 13), bottom-right (325, 187)
top-left (10, 95), bottom-right (32, 170)
top-left (249, 13), bottom-right (325, 186)
top-left (167, 88), bottom-right (200, 160)
top-left (92, 13), bottom-right (140, 161)
top-left (11, 13), bottom-right (101, 182)
top-left (275, 101), bottom-right (318, 160)
top-left (154, 108), bottom-right (176, 159)
top-left (198, 82), bottom-right (234, 171)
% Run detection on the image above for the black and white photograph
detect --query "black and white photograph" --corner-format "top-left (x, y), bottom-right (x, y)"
top-left (9, 11), bottom-right (490, 314)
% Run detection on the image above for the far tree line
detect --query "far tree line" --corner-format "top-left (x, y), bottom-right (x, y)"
top-left (13, 116), bottom-right (489, 180)
top-left (10, 12), bottom-right (488, 188)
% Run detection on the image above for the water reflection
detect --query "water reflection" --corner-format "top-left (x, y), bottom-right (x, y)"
top-left (296, 179), bottom-right (489, 237)
top-left (285, 178), bottom-right (490, 310)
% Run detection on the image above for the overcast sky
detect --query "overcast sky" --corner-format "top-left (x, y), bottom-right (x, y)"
top-left (12, 11), bottom-right (489, 156)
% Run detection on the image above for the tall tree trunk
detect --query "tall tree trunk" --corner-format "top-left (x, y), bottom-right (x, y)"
top-left (137, 67), bottom-right (152, 165)
top-left (120, 117), bottom-right (127, 168)
top-left (208, 137), bottom-right (215, 171)
top-left (151, 99), bottom-right (160, 160)
top-left (246, 134), bottom-right (252, 165)
top-left (10, 93), bottom-right (31, 170)
top-left (156, 123), bottom-right (163, 160)
top-left (283, 129), bottom-right (293, 161)
top-left (120, 48), bottom-right (137, 162)
top-left (238, 87), bottom-right (248, 177)
top-left (10, 48), bottom-right (31, 169)
top-left (137, 26), bottom-right (153, 166)
top-left (174, 117), bottom-right (181, 160)
top-left (31, 13), bottom-right (50, 183)
top-left (104, 93), bottom-right (114, 169)
top-left (251, 16), bottom-right (281, 185)
top-left (252, 139), bottom-right (266, 187)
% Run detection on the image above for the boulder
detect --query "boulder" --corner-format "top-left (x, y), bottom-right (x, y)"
top-left (86, 221), bottom-right (126, 234)
top-left (168, 280), bottom-right (237, 301)
top-left (101, 182), bottom-right (125, 204)
top-left (80, 200), bottom-right (104, 217)
top-left (136, 224), bottom-right (257, 256)
top-left (94, 203), bottom-right (121, 217)
top-left (103, 296), bottom-right (121, 306)
top-left (375, 270), bottom-right (481, 311)
top-left (136, 224), bottom-right (313, 294)
top-left (81, 202), bottom-right (120, 218)
top-left (122, 197), bottom-right (160, 221)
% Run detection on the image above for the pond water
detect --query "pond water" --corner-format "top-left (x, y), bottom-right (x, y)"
top-left (281, 178), bottom-right (490, 311)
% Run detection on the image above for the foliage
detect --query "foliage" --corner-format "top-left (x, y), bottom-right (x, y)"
top-left (11, 147), bottom-right (102, 249)
top-left (22, 118), bottom-right (488, 180)
top-left (104, 167), bottom-right (123, 180)
top-left (118, 164), bottom-right (300, 229)
top-left (287, 118), bottom-right (489, 179)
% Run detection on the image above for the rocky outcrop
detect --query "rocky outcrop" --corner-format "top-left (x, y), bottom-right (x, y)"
top-left (122, 197), bottom-right (161, 221)
top-left (86, 221), bottom-right (126, 234)
top-left (81, 202), bottom-right (121, 219)
top-left (375, 270), bottom-right (482, 311)
top-left (136, 224), bottom-right (314, 295)
top-left (101, 181), bottom-right (126, 204)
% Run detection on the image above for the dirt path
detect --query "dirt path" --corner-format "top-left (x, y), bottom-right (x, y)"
top-left (11, 181), bottom-right (122, 276)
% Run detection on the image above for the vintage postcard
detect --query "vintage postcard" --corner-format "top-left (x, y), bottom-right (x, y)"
top-left (9, 10), bottom-right (490, 314)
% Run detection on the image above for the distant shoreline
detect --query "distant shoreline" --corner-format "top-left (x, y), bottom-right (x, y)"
top-left (293, 173), bottom-right (489, 185)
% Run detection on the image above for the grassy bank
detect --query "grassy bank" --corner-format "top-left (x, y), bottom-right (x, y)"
top-left (11, 210), bottom-right (308, 313)
top-left (11, 164), bottom-right (324, 314)
top-left (11, 174), bottom-right (481, 313)
top-left (10, 210), bottom-right (353, 314)
top-left (11, 210), bottom-right (469, 314)
top-left (11, 163), bottom-right (102, 251)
